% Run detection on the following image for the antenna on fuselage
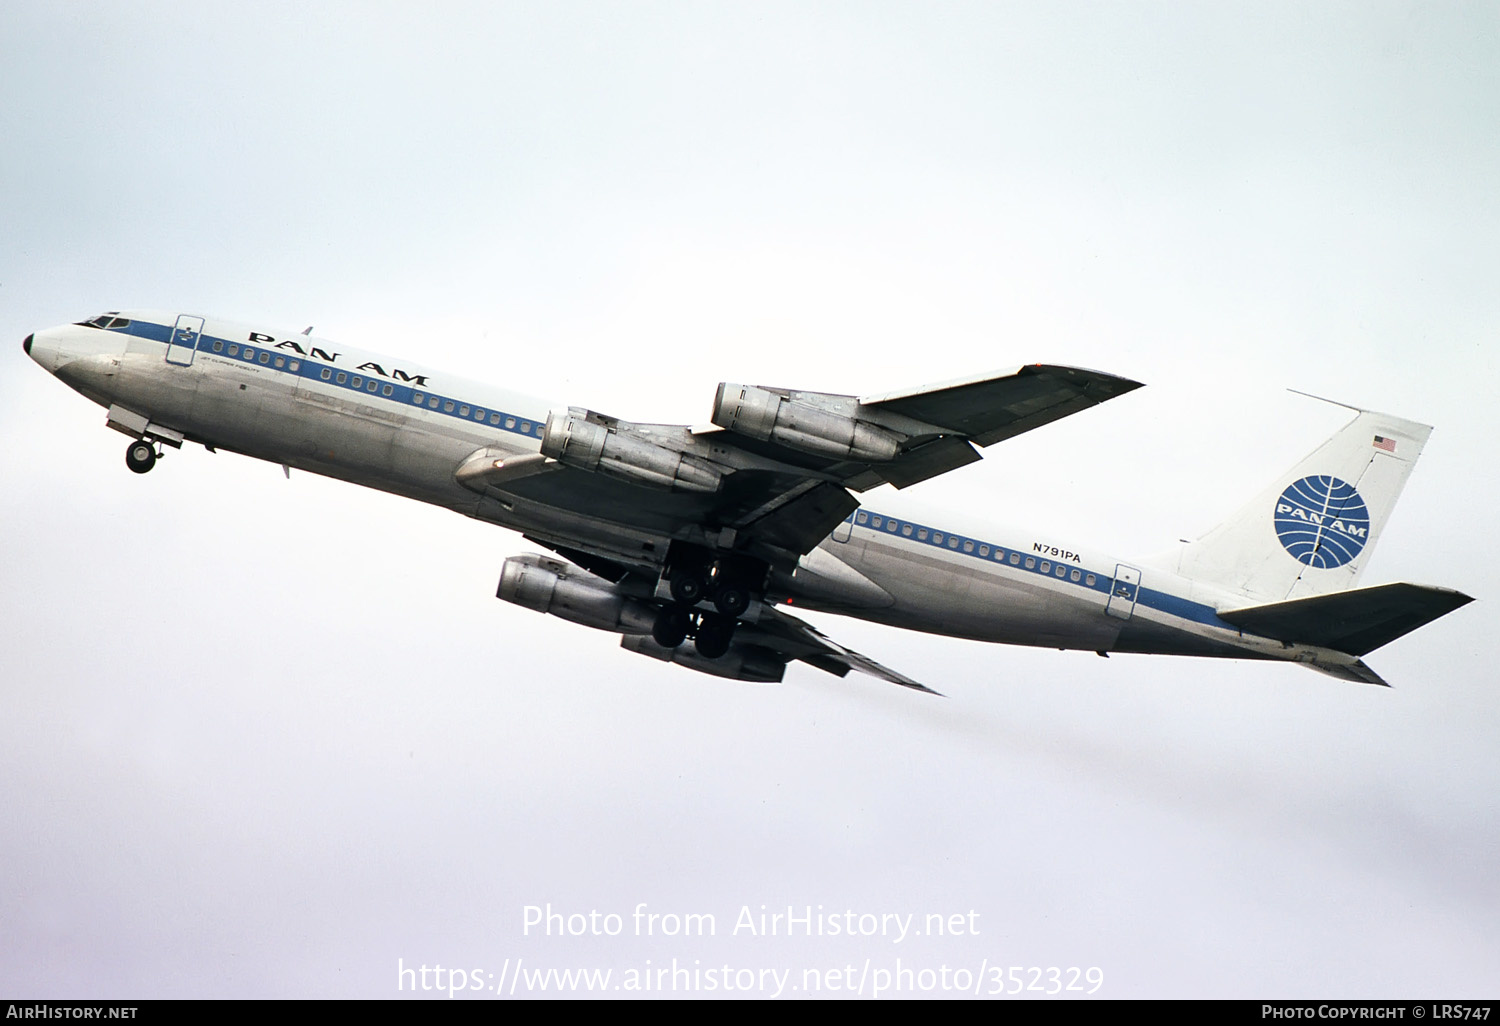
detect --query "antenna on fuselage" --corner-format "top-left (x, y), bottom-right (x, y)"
top-left (1286, 388), bottom-right (1364, 413)
top-left (302, 326), bottom-right (313, 335)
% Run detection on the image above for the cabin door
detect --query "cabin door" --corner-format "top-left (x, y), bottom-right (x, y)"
top-left (1106, 564), bottom-right (1141, 620)
top-left (165, 314), bottom-right (203, 367)
top-left (831, 511), bottom-right (855, 543)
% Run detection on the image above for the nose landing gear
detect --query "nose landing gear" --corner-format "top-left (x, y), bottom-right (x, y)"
top-left (125, 439), bottom-right (158, 474)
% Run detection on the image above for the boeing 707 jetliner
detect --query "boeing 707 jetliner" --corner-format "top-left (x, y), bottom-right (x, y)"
top-left (23, 311), bottom-right (1472, 692)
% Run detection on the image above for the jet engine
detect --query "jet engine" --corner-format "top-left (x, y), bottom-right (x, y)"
top-left (541, 409), bottom-right (723, 493)
top-left (711, 383), bottom-right (902, 462)
top-left (497, 554), bottom-right (657, 635)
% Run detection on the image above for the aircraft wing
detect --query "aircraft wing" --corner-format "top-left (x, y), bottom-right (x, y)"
top-left (462, 364), bottom-right (1141, 572)
top-left (708, 363), bottom-right (1143, 492)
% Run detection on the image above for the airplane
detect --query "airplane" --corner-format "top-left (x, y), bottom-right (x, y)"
top-left (23, 310), bottom-right (1473, 693)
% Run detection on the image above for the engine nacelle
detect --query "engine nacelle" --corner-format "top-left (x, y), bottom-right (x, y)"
top-left (498, 555), bottom-right (657, 635)
top-left (620, 635), bottom-right (787, 684)
top-left (541, 410), bottom-right (723, 493)
top-left (711, 384), bottom-right (902, 462)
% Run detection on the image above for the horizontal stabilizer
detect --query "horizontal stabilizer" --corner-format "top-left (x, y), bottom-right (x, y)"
top-left (1220, 583), bottom-right (1474, 656)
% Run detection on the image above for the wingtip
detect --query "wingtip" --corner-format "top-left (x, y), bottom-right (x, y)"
top-left (1027, 364), bottom-right (1145, 398)
top-left (1096, 370), bottom-right (1147, 397)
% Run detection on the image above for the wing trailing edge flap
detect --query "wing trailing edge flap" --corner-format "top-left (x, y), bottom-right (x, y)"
top-left (1305, 659), bottom-right (1392, 688)
top-left (875, 436), bottom-right (982, 489)
top-left (732, 480), bottom-right (860, 558)
top-left (1218, 582), bottom-right (1474, 657)
top-left (745, 607), bottom-right (942, 695)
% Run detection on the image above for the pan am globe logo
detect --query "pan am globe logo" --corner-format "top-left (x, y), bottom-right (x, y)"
top-left (1274, 475), bottom-right (1371, 569)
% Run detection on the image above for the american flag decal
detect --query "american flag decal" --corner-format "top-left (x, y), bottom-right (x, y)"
top-left (1373, 435), bottom-right (1397, 453)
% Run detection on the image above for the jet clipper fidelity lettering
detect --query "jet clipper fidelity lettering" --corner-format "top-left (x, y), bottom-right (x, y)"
top-left (24, 311), bottom-right (1473, 692)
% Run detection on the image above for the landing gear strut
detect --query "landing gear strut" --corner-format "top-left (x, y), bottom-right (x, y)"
top-left (125, 439), bottom-right (157, 474)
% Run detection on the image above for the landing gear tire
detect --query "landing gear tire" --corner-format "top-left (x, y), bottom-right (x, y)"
top-left (669, 567), bottom-right (707, 605)
top-left (712, 583), bottom-right (750, 618)
top-left (693, 614), bottom-right (734, 660)
top-left (651, 606), bottom-right (691, 649)
top-left (125, 440), bottom-right (157, 474)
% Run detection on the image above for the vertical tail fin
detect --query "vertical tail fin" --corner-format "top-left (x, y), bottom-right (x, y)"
top-left (1169, 404), bottom-right (1432, 602)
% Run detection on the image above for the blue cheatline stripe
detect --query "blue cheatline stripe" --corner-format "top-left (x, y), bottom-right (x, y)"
top-left (1136, 587), bottom-right (1237, 629)
top-left (121, 320), bottom-right (171, 343)
top-left (849, 508), bottom-right (1238, 631)
top-left (103, 319), bottom-right (546, 442)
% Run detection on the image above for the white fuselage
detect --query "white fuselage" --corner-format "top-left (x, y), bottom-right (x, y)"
top-left (24, 312), bottom-right (1352, 675)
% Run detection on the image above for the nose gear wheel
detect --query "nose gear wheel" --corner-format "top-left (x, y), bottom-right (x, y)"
top-left (125, 440), bottom-right (157, 474)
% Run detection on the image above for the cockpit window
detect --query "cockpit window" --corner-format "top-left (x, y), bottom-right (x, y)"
top-left (75, 313), bottom-right (131, 330)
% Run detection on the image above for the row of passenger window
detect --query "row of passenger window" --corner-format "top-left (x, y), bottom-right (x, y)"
top-left (855, 510), bottom-right (1099, 588)
top-left (317, 365), bottom-right (395, 396)
top-left (213, 342), bottom-right (541, 436)
top-left (211, 340), bottom-right (302, 373)
top-left (199, 338), bottom-right (543, 438)
top-left (408, 391), bottom-right (539, 434)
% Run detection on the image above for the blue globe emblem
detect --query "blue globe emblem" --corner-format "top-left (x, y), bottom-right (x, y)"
top-left (1273, 476), bottom-right (1371, 569)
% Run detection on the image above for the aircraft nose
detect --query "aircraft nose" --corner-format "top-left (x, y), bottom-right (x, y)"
top-left (23, 328), bottom-right (64, 371)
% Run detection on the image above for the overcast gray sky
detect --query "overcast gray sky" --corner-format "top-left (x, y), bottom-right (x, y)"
top-left (1, 1), bottom-right (1496, 999)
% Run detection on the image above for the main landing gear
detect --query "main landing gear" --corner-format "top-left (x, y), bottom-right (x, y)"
top-left (125, 439), bottom-right (158, 474)
top-left (666, 551), bottom-right (760, 619)
top-left (650, 606), bottom-right (738, 660)
top-left (652, 548), bottom-right (768, 660)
